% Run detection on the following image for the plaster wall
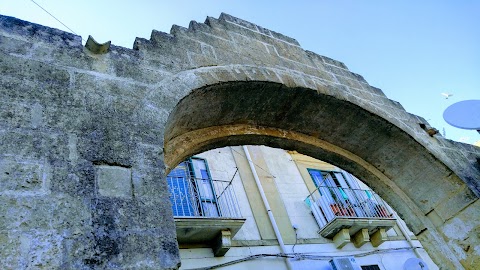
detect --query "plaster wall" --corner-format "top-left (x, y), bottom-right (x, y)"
top-left (179, 242), bottom-right (433, 270)
top-left (194, 147), bottom-right (261, 241)
top-left (179, 146), bottom-right (438, 270)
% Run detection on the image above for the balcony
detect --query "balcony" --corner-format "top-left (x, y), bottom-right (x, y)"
top-left (306, 186), bottom-right (396, 248)
top-left (167, 176), bottom-right (245, 256)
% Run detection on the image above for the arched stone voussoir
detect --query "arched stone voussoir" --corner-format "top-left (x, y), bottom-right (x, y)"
top-left (158, 65), bottom-right (320, 136)
top-left (163, 80), bottom-right (469, 209)
top-left (161, 79), bottom-right (479, 269)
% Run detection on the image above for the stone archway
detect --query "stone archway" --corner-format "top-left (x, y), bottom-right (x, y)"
top-left (152, 74), bottom-right (480, 269)
top-left (2, 12), bottom-right (480, 270)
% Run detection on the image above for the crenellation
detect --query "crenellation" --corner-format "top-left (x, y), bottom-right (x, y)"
top-left (324, 64), bottom-right (368, 85)
top-left (133, 37), bottom-right (152, 51)
top-left (365, 85), bottom-right (387, 97)
top-left (188, 20), bottom-right (211, 33)
top-left (170, 24), bottom-right (235, 58)
top-left (317, 54), bottom-right (348, 69)
top-left (142, 49), bottom-right (190, 74)
top-left (203, 16), bottom-right (234, 41)
top-left (369, 95), bottom-right (387, 106)
top-left (269, 38), bottom-right (309, 64)
top-left (386, 98), bottom-right (406, 111)
top-left (280, 58), bottom-right (335, 83)
top-left (149, 29), bottom-right (177, 45)
top-left (269, 29), bottom-right (301, 46)
top-left (349, 71), bottom-right (368, 84)
top-left (219, 13), bottom-right (301, 47)
top-left (108, 44), bottom-right (142, 59)
top-left (219, 13), bottom-right (259, 32)
top-left (335, 75), bottom-right (364, 90)
top-left (170, 24), bottom-right (189, 37)
top-left (305, 51), bottom-right (328, 67)
top-left (256, 24), bottom-right (273, 36)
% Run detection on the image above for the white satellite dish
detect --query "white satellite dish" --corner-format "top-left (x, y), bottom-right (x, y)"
top-left (403, 258), bottom-right (429, 270)
top-left (443, 100), bottom-right (480, 130)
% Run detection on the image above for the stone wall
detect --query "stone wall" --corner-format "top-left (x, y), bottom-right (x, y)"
top-left (1, 13), bottom-right (479, 269)
top-left (0, 15), bottom-right (179, 269)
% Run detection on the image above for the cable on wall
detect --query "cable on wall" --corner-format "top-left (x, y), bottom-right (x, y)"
top-left (185, 246), bottom-right (425, 270)
top-left (30, 0), bottom-right (86, 42)
top-left (230, 147), bottom-right (277, 178)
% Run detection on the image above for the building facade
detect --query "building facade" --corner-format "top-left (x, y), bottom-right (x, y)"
top-left (168, 146), bottom-right (437, 270)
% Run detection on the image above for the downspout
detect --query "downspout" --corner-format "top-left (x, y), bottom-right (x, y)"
top-left (386, 204), bottom-right (423, 259)
top-left (242, 146), bottom-right (294, 270)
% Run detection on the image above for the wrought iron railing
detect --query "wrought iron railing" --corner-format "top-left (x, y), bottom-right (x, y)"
top-left (305, 186), bottom-right (394, 229)
top-left (167, 176), bottom-right (242, 218)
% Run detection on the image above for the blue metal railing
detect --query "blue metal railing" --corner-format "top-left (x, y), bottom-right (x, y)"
top-left (168, 176), bottom-right (242, 218)
top-left (306, 186), bottom-right (394, 229)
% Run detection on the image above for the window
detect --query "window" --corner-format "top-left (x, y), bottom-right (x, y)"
top-left (307, 169), bottom-right (353, 203)
top-left (169, 156), bottom-right (245, 249)
top-left (167, 157), bottom-right (220, 217)
top-left (361, 265), bottom-right (381, 270)
top-left (307, 169), bottom-right (359, 189)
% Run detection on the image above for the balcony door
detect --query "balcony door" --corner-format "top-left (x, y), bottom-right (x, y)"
top-left (167, 158), bottom-right (219, 217)
top-left (308, 169), bottom-right (364, 217)
top-left (189, 158), bottom-right (220, 217)
top-left (168, 161), bottom-right (198, 216)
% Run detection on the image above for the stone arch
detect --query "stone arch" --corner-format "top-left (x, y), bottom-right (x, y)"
top-left (143, 66), bottom-right (480, 269)
top-left (2, 11), bottom-right (479, 269)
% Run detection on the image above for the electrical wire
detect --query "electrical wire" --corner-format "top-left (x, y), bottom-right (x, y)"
top-left (292, 229), bottom-right (298, 253)
top-left (230, 147), bottom-right (277, 178)
top-left (30, 0), bottom-right (86, 42)
top-left (215, 168), bottom-right (238, 199)
top-left (184, 246), bottom-right (424, 270)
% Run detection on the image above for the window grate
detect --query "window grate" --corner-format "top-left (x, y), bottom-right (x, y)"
top-left (361, 265), bottom-right (381, 270)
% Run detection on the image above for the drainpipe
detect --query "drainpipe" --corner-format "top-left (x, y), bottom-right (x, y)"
top-left (242, 146), bottom-right (294, 270)
top-left (385, 204), bottom-right (423, 259)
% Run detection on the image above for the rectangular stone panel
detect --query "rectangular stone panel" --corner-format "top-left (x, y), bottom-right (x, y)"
top-left (96, 165), bottom-right (132, 198)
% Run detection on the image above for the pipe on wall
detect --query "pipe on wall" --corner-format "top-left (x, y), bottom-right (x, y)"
top-left (242, 145), bottom-right (294, 270)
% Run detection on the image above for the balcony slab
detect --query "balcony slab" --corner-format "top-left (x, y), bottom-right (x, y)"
top-left (319, 217), bottom-right (396, 239)
top-left (175, 217), bottom-right (246, 244)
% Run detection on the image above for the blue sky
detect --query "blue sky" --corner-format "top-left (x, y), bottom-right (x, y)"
top-left (2, 1), bottom-right (479, 144)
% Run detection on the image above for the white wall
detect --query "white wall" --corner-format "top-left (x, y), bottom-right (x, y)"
top-left (196, 147), bottom-right (261, 241)
top-left (180, 242), bottom-right (431, 270)
top-left (182, 146), bottom-right (438, 270)
top-left (259, 146), bottom-right (322, 239)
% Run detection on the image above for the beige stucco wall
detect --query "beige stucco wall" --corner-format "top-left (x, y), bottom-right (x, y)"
top-left (179, 146), bottom-right (438, 270)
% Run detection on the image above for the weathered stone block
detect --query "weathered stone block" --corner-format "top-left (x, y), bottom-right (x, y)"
top-left (213, 230), bottom-right (232, 257)
top-left (353, 228), bottom-right (370, 248)
top-left (0, 158), bottom-right (42, 192)
top-left (371, 228), bottom-right (388, 247)
top-left (333, 228), bottom-right (351, 249)
top-left (96, 165), bottom-right (132, 198)
top-left (0, 230), bottom-right (63, 269)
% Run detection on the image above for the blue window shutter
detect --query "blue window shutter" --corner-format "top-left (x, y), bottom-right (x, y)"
top-left (168, 162), bottom-right (196, 216)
